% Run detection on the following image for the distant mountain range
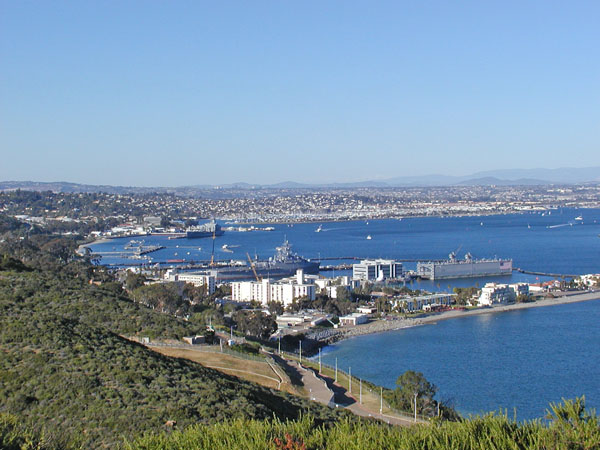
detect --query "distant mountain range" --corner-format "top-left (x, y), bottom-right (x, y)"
top-left (381, 167), bottom-right (600, 186)
top-left (1, 167), bottom-right (599, 193)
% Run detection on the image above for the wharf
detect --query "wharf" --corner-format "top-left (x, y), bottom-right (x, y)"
top-left (315, 257), bottom-right (423, 262)
top-left (136, 245), bottom-right (166, 256)
top-left (320, 264), bottom-right (353, 271)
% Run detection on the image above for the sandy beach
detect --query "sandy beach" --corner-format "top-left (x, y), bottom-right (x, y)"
top-left (76, 237), bottom-right (113, 255)
top-left (309, 290), bottom-right (600, 346)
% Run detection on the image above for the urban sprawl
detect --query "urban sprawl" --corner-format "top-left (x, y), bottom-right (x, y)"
top-left (2, 185), bottom-right (598, 347)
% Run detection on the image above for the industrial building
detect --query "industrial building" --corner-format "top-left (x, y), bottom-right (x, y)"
top-left (339, 313), bottom-right (369, 326)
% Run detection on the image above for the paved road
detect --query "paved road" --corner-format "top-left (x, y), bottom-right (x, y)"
top-left (270, 352), bottom-right (419, 426)
top-left (321, 373), bottom-right (417, 426)
top-left (293, 361), bottom-right (335, 405)
top-left (296, 360), bottom-right (418, 426)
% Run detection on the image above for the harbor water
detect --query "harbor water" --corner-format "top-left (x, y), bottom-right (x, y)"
top-left (320, 299), bottom-right (600, 421)
top-left (88, 208), bottom-right (600, 418)
top-left (90, 208), bottom-right (600, 289)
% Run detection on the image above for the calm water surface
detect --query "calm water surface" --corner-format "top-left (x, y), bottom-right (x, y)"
top-left (89, 208), bottom-right (600, 418)
top-left (321, 299), bottom-right (600, 420)
top-left (91, 208), bottom-right (600, 289)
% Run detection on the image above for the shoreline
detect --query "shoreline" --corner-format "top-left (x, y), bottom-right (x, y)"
top-left (310, 291), bottom-right (600, 348)
top-left (222, 210), bottom-right (532, 225)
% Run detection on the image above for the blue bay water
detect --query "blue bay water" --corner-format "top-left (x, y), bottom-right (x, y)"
top-left (91, 208), bottom-right (600, 282)
top-left (320, 300), bottom-right (600, 421)
top-left (89, 208), bottom-right (600, 418)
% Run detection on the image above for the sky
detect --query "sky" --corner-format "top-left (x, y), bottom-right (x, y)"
top-left (1, 1), bottom-right (599, 186)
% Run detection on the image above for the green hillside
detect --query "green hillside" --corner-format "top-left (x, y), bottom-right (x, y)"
top-left (125, 401), bottom-right (600, 449)
top-left (0, 241), bottom-right (342, 447)
top-left (3, 398), bottom-right (600, 450)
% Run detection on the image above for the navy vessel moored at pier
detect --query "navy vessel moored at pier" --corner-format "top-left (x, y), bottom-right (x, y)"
top-left (417, 252), bottom-right (512, 280)
top-left (209, 240), bottom-right (319, 281)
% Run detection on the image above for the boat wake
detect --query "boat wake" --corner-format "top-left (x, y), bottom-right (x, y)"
top-left (546, 223), bottom-right (573, 229)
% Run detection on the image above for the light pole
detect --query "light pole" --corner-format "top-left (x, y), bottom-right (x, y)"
top-left (349, 367), bottom-right (352, 394)
top-left (359, 379), bottom-right (362, 404)
top-left (380, 387), bottom-right (383, 414)
top-left (414, 392), bottom-right (418, 423)
top-left (278, 335), bottom-right (281, 355)
top-left (318, 347), bottom-right (321, 373)
top-left (299, 340), bottom-right (302, 363)
top-left (335, 357), bottom-right (338, 383)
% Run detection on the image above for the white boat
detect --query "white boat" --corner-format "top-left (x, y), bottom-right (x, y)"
top-left (575, 216), bottom-right (583, 221)
top-left (315, 225), bottom-right (323, 233)
top-left (366, 235), bottom-right (372, 240)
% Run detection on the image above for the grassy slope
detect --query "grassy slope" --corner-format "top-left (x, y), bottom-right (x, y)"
top-left (0, 265), bottom-right (342, 447)
top-left (125, 405), bottom-right (600, 450)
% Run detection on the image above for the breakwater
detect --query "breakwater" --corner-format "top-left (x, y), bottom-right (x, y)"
top-left (306, 317), bottom-right (421, 348)
top-left (514, 267), bottom-right (578, 278)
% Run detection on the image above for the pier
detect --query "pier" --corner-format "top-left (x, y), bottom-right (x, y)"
top-left (314, 257), bottom-right (424, 262)
top-left (136, 245), bottom-right (165, 256)
top-left (320, 264), bottom-right (353, 271)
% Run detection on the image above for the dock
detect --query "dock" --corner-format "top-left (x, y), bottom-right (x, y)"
top-left (135, 245), bottom-right (166, 256)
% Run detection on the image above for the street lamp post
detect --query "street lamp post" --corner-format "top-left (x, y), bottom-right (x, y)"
top-left (414, 392), bottom-right (418, 423)
top-left (335, 358), bottom-right (338, 383)
top-left (359, 379), bottom-right (362, 404)
top-left (318, 348), bottom-right (321, 373)
top-left (349, 367), bottom-right (352, 394)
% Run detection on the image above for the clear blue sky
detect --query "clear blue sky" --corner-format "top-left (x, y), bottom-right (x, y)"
top-left (1, 1), bottom-right (599, 186)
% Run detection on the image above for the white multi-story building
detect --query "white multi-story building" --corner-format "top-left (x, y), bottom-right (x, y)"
top-left (164, 269), bottom-right (216, 295)
top-left (511, 283), bottom-right (529, 298)
top-left (577, 274), bottom-right (600, 287)
top-left (314, 275), bottom-right (360, 298)
top-left (231, 269), bottom-right (316, 306)
top-left (353, 259), bottom-right (403, 281)
top-left (478, 282), bottom-right (529, 306)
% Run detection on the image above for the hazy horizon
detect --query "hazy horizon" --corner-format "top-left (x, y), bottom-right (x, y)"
top-left (2, 165), bottom-right (600, 189)
top-left (2, 1), bottom-right (599, 186)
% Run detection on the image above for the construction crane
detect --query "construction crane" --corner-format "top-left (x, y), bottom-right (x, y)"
top-left (210, 229), bottom-right (216, 267)
top-left (246, 252), bottom-right (262, 282)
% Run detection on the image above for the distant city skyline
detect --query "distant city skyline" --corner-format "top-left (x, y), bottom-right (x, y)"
top-left (1, 1), bottom-right (599, 186)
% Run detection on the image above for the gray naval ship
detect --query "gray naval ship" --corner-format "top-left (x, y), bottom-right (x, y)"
top-left (209, 240), bottom-right (319, 281)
